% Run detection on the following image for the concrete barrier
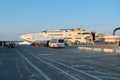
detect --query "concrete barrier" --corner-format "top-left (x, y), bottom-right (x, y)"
top-left (84, 47), bottom-right (93, 51)
top-left (78, 46), bottom-right (120, 54)
top-left (115, 49), bottom-right (120, 54)
top-left (103, 48), bottom-right (114, 53)
top-left (78, 47), bottom-right (84, 50)
top-left (93, 48), bottom-right (102, 52)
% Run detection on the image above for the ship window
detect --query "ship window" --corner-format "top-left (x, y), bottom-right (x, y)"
top-left (75, 38), bottom-right (81, 39)
top-left (82, 32), bottom-right (90, 35)
top-left (48, 34), bottom-right (63, 36)
top-left (77, 33), bottom-right (81, 35)
top-left (47, 31), bottom-right (63, 33)
top-left (66, 38), bottom-right (72, 39)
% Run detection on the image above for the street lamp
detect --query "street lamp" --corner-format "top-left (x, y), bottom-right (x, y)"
top-left (119, 36), bottom-right (120, 48)
top-left (113, 27), bottom-right (120, 48)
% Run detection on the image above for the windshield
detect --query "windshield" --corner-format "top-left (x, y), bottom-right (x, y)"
top-left (58, 39), bottom-right (64, 43)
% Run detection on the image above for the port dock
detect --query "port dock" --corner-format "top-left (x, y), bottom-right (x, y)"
top-left (0, 45), bottom-right (120, 80)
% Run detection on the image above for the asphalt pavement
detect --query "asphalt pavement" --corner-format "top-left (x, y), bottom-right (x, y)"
top-left (0, 46), bottom-right (120, 80)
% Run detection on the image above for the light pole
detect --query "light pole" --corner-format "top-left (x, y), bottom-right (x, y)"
top-left (119, 36), bottom-right (120, 48)
top-left (113, 27), bottom-right (120, 48)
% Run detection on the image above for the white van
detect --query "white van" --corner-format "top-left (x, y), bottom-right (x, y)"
top-left (49, 38), bottom-right (65, 48)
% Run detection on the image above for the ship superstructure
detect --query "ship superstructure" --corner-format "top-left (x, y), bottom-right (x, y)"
top-left (20, 28), bottom-right (101, 44)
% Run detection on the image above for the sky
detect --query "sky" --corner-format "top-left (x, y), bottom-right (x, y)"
top-left (0, 0), bottom-right (120, 40)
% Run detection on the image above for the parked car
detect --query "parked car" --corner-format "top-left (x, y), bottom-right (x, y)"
top-left (49, 38), bottom-right (65, 48)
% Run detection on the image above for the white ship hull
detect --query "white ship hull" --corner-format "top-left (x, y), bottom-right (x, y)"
top-left (20, 28), bottom-right (102, 44)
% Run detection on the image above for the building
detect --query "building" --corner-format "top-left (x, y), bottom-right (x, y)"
top-left (104, 35), bottom-right (119, 43)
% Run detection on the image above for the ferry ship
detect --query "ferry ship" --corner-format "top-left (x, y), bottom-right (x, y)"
top-left (20, 28), bottom-right (103, 44)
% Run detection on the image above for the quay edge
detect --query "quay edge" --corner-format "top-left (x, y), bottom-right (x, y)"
top-left (78, 46), bottom-right (120, 54)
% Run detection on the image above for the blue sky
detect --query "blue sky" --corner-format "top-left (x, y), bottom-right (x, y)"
top-left (0, 0), bottom-right (120, 40)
